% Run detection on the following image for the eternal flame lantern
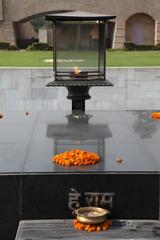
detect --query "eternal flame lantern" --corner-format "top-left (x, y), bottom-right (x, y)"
top-left (46, 11), bottom-right (116, 112)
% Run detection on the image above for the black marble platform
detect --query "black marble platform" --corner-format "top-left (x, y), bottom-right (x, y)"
top-left (15, 219), bottom-right (160, 240)
top-left (0, 110), bottom-right (160, 173)
top-left (0, 110), bottom-right (160, 239)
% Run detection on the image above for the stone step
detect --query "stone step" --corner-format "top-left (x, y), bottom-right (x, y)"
top-left (15, 219), bottom-right (160, 240)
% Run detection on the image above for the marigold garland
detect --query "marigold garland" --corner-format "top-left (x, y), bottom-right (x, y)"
top-left (151, 112), bottom-right (160, 120)
top-left (73, 219), bottom-right (112, 232)
top-left (52, 149), bottom-right (100, 166)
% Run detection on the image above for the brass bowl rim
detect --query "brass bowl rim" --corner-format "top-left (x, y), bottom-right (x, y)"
top-left (75, 207), bottom-right (109, 218)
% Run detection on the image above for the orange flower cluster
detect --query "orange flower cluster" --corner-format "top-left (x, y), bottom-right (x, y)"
top-left (52, 149), bottom-right (100, 166)
top-left (151, 112), bottom-right (160, 120)
top-left (73, 219), bottom-right (112, 232)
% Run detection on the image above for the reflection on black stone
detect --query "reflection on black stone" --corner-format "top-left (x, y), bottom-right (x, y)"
top-left (153, 226), bottom-right (160, 236)
top-left (133, 111), bottom-right (157, 139)
top-left (46, 113), bottom-right (112, 171)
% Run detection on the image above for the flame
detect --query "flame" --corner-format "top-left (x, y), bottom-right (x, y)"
top-left (73, 66), bottom-right (81, 75)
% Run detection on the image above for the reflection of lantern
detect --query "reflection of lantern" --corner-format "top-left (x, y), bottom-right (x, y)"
top-left (46, 114), bottom-right (112, 172)
top-left (46, 11), bottom-right (116, 111)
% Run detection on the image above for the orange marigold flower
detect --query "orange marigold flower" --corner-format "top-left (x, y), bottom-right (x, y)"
top-left (151, 112), bottom-right (160, 120)
top-left (73, 219), bottom-right (112, 232)
top-left (52, 149), bottom-right (100, 166)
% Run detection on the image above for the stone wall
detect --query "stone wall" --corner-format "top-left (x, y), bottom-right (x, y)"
top-left (16, 22), bottom-right (38, 40)
top-left (1, 0), bottom-right (160, 47)
top-left (3, 0), bottom-right (160, 23)
top-left (0, 67), bottom-right (160, 111)
top-left (0, 21), bottom-right (15, 43)
top-left (0, 0), bottom-right (3, 20)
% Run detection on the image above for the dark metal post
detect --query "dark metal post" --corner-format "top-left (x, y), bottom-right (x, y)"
top-left (53, 22), bottom-right (57, 80)
top-left (66, 86), bottom-right (91, 112)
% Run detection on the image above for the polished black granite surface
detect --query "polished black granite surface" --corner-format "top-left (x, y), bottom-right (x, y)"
top-left (0, 110), bottom-right (160, 174)
top-left (0, 110), bottom-right (160, 239)
top-left (21, 174), bottom-right (158, 220)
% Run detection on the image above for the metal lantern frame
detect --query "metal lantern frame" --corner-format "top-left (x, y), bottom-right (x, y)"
top-left (46, 11), bottom-right (116, 112)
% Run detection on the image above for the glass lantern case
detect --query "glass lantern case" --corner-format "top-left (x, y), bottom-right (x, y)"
top-left (46, 11), bottom-right (116, 82)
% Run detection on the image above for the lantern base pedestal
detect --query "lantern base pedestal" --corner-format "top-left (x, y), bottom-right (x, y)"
top-left (46, 79), bottom-right (113, 112)
top-left (66, 85), bottom-right (90, 111)
top-left (72, 100), bottom-right (85, 111)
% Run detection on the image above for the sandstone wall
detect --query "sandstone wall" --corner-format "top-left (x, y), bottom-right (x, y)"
top-left (2, 0), bottom-right (160, 22)
top-left (1, 0), bottom-right (160, 47)
top-left (0, 0), bottom-right (3, 21)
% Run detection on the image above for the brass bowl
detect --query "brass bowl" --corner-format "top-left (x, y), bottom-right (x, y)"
top-left (73, 207), bottom-right (109, 224)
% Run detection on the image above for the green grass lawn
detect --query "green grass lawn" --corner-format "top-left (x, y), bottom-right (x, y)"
top-left (0, 51), bottom-right (53, 67)
top-left (107, 50), bottom-right (160, 67)
top-left (0, 50), bottom-right (160, 67)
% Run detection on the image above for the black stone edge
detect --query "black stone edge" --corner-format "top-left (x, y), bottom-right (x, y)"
top-left (0, 171), bottom-right (159, 176)
top-left (15, 221), bottom-right (22, 240)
